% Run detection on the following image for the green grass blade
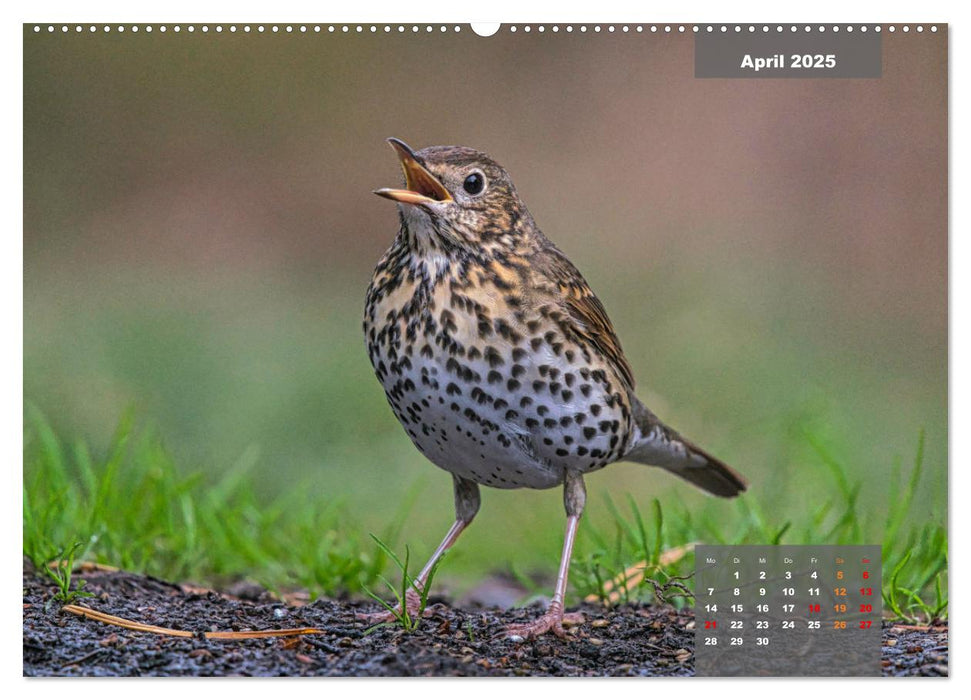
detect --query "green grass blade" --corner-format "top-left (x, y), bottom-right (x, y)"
top-left (651, 498), bottom-right (663, 565)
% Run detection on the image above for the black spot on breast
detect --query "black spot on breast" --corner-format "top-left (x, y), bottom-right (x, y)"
top-left (512, 348), bottom-right (528, 362)
top-left (470, 387), bottom-right (492, 405)
top-left (495, 320), bottom-right (522, 344)
top-left (590, 404), bottom-right (602, 417)
top-left (446, 382), bottom-right (462, 396)
top-left (583, 427), bottom-right (597, 440)
top-left (487, 370), bottom-right (503, 384)
top-left (507, 378), bottom-right (521, 392)
top-left (484, 346), bottom-right (504, 367)
top-left (440, 309), bottom-right (457, 332)
top-left (561, 390), bottom-right (573, 402)
top-left (537, 405), bottom-right (549, 417)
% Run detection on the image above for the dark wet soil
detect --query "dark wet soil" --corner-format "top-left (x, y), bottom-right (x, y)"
top-left (22, 566), bottom-right (947, 677)
top-left (881, 623), bottom-right (949, 676)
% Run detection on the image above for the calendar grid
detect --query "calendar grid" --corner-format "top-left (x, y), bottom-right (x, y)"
top-left (694, 545), bottom-right (882, 676)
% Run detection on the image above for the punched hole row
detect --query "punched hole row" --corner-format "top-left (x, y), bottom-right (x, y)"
top-left (31, 24), bottom-right (941, 35)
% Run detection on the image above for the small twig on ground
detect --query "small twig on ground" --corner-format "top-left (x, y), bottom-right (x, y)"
top-left (62, 604), bottom-right (324, 640)
top-left (584, 544), bottom-right (696, 605)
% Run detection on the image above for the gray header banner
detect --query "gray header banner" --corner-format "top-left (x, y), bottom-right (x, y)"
top-left (696, 30), bottom-right (882, 78)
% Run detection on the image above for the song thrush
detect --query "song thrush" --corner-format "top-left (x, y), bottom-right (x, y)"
top-left (363, 138), bottom-right (747, 640)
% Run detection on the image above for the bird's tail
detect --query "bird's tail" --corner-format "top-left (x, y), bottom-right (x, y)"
top-left (624, 399), bottom-right (747, 498)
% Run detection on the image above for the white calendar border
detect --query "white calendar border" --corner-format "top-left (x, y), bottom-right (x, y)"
top-left (5, 0), bottom-right (960, 695)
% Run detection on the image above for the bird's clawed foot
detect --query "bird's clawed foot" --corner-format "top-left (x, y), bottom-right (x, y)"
top-left (503, 603), bottom-right (585, 642)
top-left (356, 588), bottom-right (426, 625)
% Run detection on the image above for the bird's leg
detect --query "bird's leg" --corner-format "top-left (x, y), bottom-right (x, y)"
top-left (505, 471), bottom-right (586, 641)
top-left (359, 476), bottom-right (480, 624)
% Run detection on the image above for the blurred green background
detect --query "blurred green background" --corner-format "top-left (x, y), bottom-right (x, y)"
top-left (24, 27), bottom-right (946, 588)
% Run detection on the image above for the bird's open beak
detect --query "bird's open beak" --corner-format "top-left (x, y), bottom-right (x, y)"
top-left (374, 138), bottom-right (453, 206)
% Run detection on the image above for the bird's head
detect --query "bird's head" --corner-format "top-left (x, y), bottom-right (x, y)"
top-left (374, 138), bottom-right (535, 256)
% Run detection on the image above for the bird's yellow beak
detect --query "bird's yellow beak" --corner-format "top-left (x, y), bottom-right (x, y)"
top-left (374, 138), bottom-right (453, 206)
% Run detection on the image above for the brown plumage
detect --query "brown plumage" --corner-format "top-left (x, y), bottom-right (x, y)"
top-left (363, 138), bottom-right (747, 640)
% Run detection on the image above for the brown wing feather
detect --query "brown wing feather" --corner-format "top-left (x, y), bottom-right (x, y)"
top-left (532, 243), bottom-right (636, 391)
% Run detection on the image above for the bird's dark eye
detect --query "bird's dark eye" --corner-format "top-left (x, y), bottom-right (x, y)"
top-left (463, 171), bottom-right (486, 195)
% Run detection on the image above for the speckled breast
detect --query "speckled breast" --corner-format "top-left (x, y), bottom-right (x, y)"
top-left (364, 252), bottom-right (633, 490)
